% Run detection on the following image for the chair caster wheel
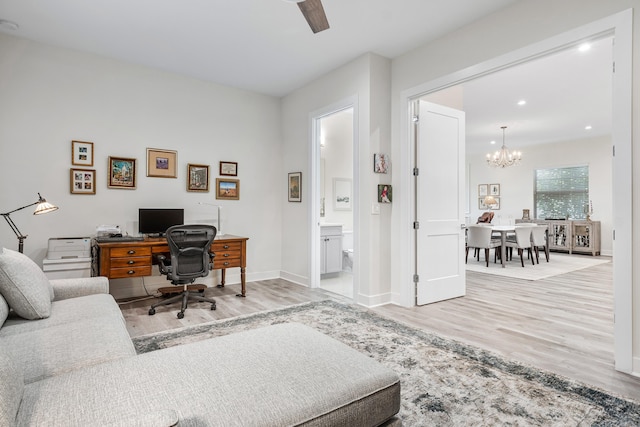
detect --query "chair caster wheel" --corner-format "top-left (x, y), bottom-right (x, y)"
top-left (177, 311), bottom-right (184, 319)
top-left (211, 303), bottom-right (216, 310)
top-left (148, 308), bottom-right (156, 316)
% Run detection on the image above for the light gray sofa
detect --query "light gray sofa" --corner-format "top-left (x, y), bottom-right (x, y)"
top-left (0, 248), bottom-right (401, 426)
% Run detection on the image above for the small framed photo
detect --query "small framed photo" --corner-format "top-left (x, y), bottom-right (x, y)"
top-left (378, 184), bottom-right (392, 203)
top-left (216, 178), bottom-right (240, 200)
top-left (288, 172), bottom-right (301, 202)
top-left (373, 153), bottom-right (389, 173)
top-left (333, 178), bottom-right (352, 211)
top-left (71, 141), bottom-right (94, 166)
top-left (147, 148), bottom-right (177, 178)
top-left (490, 183), bottom-right (500, 196)
top-left (220, 161), bottom-right (238, 176)
top-left (187, 164), bottom-right (210, 192)
top-left (108, 156), bottom-right (137, 189)
top-left (479, 198), bottom-right (488, 210)
top-left (70, 168), bottom-right (96, 194)
top-left (478, 184), bottom-right (488, 197)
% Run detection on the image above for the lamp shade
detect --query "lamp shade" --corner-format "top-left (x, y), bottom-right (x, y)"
top-left (483, 195), bottom-right (497, 206)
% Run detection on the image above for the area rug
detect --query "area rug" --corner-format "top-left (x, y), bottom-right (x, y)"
top-left (465, 252), bottom-right (611, 281)
top-left (132, 300), bottom-right (639, 426)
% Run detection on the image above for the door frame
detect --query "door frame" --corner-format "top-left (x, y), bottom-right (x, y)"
top-left (309, 97), bottom-right (359, 292)
top-left (395, 10), bottom-right (633, 372)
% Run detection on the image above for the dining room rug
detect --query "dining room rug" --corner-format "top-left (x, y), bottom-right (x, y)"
top-left (132, 300), bottom-right (639, 426)
top-left (465, 252), bottom-right (610, 280)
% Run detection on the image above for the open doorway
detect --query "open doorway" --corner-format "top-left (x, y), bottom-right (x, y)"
top-left (317, 108), bottom-right (355, 299)
top-left (396, 11), bottom-right (632, 372)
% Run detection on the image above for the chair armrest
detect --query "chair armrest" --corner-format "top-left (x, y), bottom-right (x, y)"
top-left (156, 254), bottom-right (170, 275)
top-left (50, 276), bottom-right (109, 301)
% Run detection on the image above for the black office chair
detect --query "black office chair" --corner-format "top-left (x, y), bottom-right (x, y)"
top-left (149, 224), bottom-right (217, 319)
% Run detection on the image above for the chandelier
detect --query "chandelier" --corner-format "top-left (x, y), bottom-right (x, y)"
top-left (486, 126), bottom-right (522, 168)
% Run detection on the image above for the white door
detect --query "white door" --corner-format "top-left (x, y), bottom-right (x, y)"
top-left (416, 100), bottom-right (466, 305)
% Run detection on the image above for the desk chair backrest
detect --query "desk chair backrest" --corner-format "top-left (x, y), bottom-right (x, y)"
top-left (165, 224), bottom-right (217, 281)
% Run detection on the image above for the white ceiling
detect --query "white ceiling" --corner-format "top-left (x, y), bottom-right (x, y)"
top-left (0, 0), bottom-right (612, 151)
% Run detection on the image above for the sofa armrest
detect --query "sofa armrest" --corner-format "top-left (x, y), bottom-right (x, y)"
top-left (50, 277), bottom-right (109, 301)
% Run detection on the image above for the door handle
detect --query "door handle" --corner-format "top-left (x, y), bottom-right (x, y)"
top-left (460, 224), bottom-right (466, 229)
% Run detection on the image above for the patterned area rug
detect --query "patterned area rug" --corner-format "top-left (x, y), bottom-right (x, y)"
top-left (133, 300), bottom-right (639, 426)
top-left (465, 253), bottom-right (610, 280)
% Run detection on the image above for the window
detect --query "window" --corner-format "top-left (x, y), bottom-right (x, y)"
top-left (534, 166), bottom-right (589, 219)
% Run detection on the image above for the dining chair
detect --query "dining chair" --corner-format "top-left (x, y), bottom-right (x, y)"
top-left (465, 225), bottom-right (501, 267)
top-left (505, 226), bottom-right (535, 267)
top-left (531, 226), bottom-right (549, 263)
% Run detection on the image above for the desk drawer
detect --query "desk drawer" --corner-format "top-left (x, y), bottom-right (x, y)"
top-left (109, 266), bottom-right (153, 279)
top-left (110, 247), bottom-right (152, 258)
top-left (110, 256), bottom-right (151, 268)
top-left (214, 257), bottom-right (241, 269)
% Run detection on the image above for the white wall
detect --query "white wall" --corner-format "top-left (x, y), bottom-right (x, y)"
top-left (467, 136), bottom-right (613, 255)
top-left (280, 53), bottom-right (392, 306)
top-left (389, 0), bottom-right (639, 371)
top-left (0, 34), bottom-right (283, 298)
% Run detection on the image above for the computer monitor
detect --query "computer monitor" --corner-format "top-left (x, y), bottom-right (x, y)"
top-left (138, 208), bottom-right (184, 236)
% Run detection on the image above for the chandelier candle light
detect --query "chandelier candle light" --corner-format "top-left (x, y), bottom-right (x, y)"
top-left (487, 126), bottom-right (522, 168)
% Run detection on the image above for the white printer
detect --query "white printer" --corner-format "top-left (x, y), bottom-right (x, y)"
top-left (42, 237), bottom-right (92, 280)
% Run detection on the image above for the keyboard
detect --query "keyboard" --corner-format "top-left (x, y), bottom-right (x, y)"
top-left (95, 236), bottom-right (144, 243)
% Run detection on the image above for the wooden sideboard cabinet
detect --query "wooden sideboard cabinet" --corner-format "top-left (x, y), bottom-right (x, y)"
top-left (515, 219), bottom-right (600, 255)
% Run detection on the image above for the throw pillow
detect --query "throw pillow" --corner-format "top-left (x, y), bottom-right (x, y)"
top-left (0, 293), bottom-right (8, 328)
top-left (0, 248), bottom-right (52, 319)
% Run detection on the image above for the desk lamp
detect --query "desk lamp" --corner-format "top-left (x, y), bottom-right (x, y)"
top-left (198, 202), bottom-right (223, 236)
top-left (1, 193), bottom-right (59, 253)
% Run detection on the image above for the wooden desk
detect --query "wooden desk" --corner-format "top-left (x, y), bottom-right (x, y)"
top-left (95, 235), bottom-right (249, 297)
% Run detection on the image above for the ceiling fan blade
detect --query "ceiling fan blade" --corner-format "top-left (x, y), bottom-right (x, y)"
top-left (297, 0), bottom-right (330, 34)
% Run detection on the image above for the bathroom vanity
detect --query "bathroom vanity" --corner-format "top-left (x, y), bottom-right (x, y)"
top-left (320, 224), bottom-right (343, 275)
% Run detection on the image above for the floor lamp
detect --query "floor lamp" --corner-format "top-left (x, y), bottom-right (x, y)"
top-left (1, 193), bottom-right (59, 253)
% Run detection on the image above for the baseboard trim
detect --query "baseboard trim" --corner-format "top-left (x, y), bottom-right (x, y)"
top-left (280, 271), bottom-right (309, 287)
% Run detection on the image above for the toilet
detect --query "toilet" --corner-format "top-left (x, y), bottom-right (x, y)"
top-left (342, 230), bottom-right (353, 272)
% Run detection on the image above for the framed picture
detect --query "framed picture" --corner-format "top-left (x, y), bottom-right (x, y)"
top-left (522, 209), bottom-right (531, 220)
top-left (333, 178), bottom-right (352, 211)
top-left (288, 172), bottom-right (301, 202)
top-left (71, 141), bottom-right (94, 166)
top-left (490, 183), bottom-right (501, 196)
top-left (187, 164), bottom-right (210, 192)
top-left (147, 148), bottom-right (177, 178)
top-left (108, 156), bottom-right (137, 189)
top-left (70, 168), bottom-right (96, 194)
top-left (373, 153), bottom-right (389, 173)
top-left (478, 198), bottom-right (488, 210)
top-left (220, 161), bottom-right (238, 176)
top-left (478, 184), bottom-right (488, 197)
top-left (378, 184), bottom-right (392, 203)
top-left (216, 178), bottom-right (240, 200)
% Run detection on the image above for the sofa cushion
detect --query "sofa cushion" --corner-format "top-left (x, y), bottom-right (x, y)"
top-left (0, 293), bottom-right (123, 337)
top-left (3, 316), bottom-right (136, 384)
top-left (0, 345), bottom-right (23, 427)
top-left (18, 323), bottom-right (401, 426)
top-left (0, 248), bottom-right (52, 319)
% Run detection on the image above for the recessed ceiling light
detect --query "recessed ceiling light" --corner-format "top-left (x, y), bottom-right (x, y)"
top-left (0, 19), bottom-right (19, 31)
top-left (517, 100), bottom-right (526, 106)
top-left (585, 125), bottom-right (592, 130)
top-left (490, 140), bottom-right (496, 145)
top-left (578, 43), bottom-right (591, 52)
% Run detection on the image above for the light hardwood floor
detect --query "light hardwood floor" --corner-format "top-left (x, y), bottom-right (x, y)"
top-left (118, 260), bottom-right (640, 402)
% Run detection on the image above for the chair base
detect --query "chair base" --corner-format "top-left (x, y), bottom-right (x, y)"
top-left (149, 283), bottom-right (216, 319)
top-left (158, 284), bottom-right (206, 296)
